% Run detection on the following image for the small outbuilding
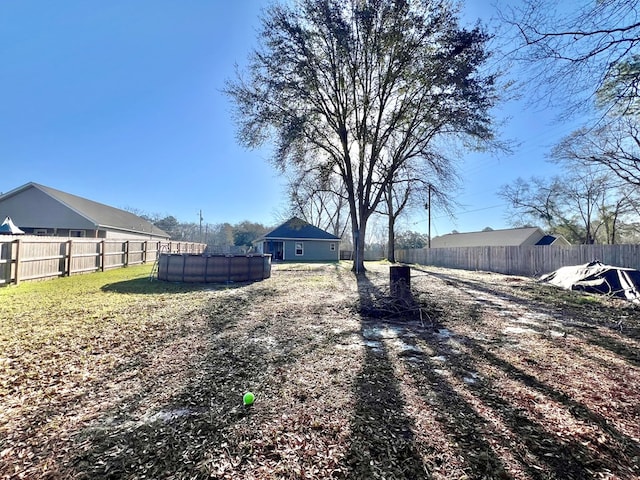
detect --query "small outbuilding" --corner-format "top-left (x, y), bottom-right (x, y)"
top-left (255, 217), bottom-right (340, 262)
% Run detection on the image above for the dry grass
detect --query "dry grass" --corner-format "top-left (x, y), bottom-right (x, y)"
top-left (1, 262), bottom-right (639, 479)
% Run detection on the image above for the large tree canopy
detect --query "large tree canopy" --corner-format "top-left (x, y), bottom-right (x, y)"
top-left (227, 0), bottom-right (498, 272)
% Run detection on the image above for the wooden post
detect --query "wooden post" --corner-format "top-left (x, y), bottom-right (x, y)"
top-left (124, 240), bottom-right (129, 267)
top-left (14, 239), bottom-right (21, 285)
top-left (66, 240), bottom-right (73, 276)
top-left (390, 265), bottom-right (411, 301)
top-left (100, 240), bottom-right (106, 271)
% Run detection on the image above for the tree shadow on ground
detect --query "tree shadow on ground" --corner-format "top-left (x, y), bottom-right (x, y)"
top-left (343, 272), bottom-right (429, 478)
top-left (414, 268), bottom-right (558, 315)
top-left (403, 346), bottom-right (513, 478)
top-left (416, 267), bottom-right (640, 368)
top-left (468, 341), bottom-right (640, 475)
top-left (402, 335), bottom-right (634, 477)
top-left (405, 274), bottom-right (640, 479)
top-left (577, 327), bottom-right (640, 368)
top-left (65, 272), bottom-right (367, 479)
top-left (101, 276), bottom-right (258, 295)
top-left (65, 283), bottom-right (306, 479)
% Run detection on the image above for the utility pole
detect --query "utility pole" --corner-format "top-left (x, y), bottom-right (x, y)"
top-left (199, 210), bottom-right (203, 243)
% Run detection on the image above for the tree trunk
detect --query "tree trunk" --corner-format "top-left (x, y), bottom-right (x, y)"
top-left (351, 215), bottom-right (367, 274)
top-left (390, 265), bottom-right (411, 301)
top-left (387, 182), bottom-right (396, 263)
top-left (388, 223), bottom-right (396, 263)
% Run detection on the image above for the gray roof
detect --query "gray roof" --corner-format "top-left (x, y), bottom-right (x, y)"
top-left (431, 227), bottom-right (546, 248)
top-left (260, 217), bottom-right (340, 241)
top-left (0, 182), bottom-right (169, 238)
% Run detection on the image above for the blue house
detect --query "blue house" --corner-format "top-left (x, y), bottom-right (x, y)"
top-left (256, 217), bottom-right (340, 262)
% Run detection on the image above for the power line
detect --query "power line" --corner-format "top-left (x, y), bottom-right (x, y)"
top-left (411, 203), bottom-right (507, 226)
top-left (434, 203), bottom-right (506, 220)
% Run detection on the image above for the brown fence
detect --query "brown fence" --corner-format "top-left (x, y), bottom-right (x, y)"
top-left (157, 254), bottom-right (272, 283)
top-left (396, 244), bottom-right (640, 277)
top-left (0, 237), bottom-right (206, 286)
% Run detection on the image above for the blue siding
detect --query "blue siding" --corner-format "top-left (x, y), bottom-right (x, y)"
top-left (283, 240), bottom-right (339, 262)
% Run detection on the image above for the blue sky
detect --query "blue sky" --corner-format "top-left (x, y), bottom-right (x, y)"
top-left (1, 1), bottom-right (578, 236)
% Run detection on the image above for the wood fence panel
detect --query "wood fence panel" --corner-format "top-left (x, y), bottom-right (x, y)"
top-left (103, 241), bottom-right (127, 269)
top-left (70, 241), bottom-right (101, 274)
top-left (0, 241), bottom-right (15, 285)
top-left (127, 241), bottom-right (146, 266)
top-left (0, 237), bottom-right (206, 285)
top-left (18, 240), bottom-right (67, 281)
top-left (397, 244), bottom-right (640, 277)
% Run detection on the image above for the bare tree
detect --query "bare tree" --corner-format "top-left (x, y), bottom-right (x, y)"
top-left (561, 168), bottom-right (609, 244)
top-left (597, 186), bottom-right (640, 244)
top-left (226, 0), bottom-right (499, 272)
top-left (498, 176), bottom-right (559, 231)
top-left (504, 0), bottom-right (640, 117)
top-left (382, 151), bottom-right (459, 262)
top-left (499, 167), bottom-right (638, 244)
top-left (284, 168), bottom-right (349, 238)
top-left (553, 117), bottom-right (640, 188)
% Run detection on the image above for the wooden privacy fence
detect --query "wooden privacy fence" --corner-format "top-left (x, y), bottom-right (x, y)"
top-left (397, 244), bottom-right (640, 277)
top-left (0, 237), bottom-right (206, 286)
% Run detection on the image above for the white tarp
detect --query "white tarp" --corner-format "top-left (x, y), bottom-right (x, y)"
top-left (539, 261), bottom-right (640, 302)
top-left (0, 216), bottom-right (25, 235)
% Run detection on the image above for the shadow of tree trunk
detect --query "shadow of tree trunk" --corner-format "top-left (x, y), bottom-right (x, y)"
top-left (343, 273), bottom-right (430, 478)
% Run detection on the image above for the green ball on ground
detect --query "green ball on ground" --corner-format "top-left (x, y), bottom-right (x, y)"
top-left (243, 392), bottom-right (255, 406)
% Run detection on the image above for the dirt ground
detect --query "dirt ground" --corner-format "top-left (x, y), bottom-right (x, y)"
top-left (1, 262), bottom-right (639, 479)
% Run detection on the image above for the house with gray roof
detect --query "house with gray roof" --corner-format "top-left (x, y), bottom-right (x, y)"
top-left (255, 217), bottom-right (340, 262)
top-left (0, 182), bottom-right (169, 240)
top-left (431, 227), bottom-right (570, 248)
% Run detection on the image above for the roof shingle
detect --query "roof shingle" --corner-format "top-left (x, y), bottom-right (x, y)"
top-left (261, 217), bottom-right (340, 241)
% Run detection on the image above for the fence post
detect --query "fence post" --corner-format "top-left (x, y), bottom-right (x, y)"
top-left (124, 241), bottom-right (129, 267)
top-left (142, 240), bottom-right (147, 264)
top-left (100, 240), bottom-right (106, 271)
top-left (14, 239), bottom-right (21, 285)
top-left (66, 240), bottom-right (73, 276)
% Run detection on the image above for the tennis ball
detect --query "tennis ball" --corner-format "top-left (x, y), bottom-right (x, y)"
top-left (243, 392), bottom-right (255, 406)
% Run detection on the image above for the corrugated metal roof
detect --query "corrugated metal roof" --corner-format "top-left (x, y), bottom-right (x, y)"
top-left (0, 182), bottom-right (169, 238)
top-left (431, 227), bottom-right (545, 248)
top-left (261, 217), bottom-right (340, 241)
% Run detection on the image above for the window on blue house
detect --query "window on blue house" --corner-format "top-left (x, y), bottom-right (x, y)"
top-left (330, 243), bottom-right (336, 251)
top-left (295, 242), bottom-right (304, 255)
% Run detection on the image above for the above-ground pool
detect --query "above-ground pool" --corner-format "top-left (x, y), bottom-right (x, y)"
top-left (156, 253), bottom-right (271, 283)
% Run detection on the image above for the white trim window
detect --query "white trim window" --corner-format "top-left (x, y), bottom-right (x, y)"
top-left (295, 242), bottom-right (304, 256)
top-left (69, 230), bottom-right (86, 238)
top-left (330, 243), bottom-right (336, 251)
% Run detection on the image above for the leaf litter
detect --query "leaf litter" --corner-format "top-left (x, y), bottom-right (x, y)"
top-left (0, 262), bottom-right (639, 479)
